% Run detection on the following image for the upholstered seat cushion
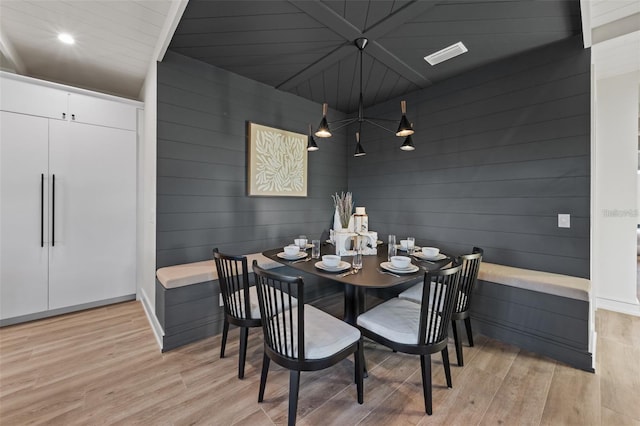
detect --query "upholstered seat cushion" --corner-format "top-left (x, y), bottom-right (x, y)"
top-left (234, 286), bottom-right (297, 319)
top-left (156, 253), bottom-right (282, 289)
top-left (357, 297), bottom-right (440, 345)
top-left (274, 305), bottom-right (360, 359)
top-left (398, 282), bottom-right (466, 311)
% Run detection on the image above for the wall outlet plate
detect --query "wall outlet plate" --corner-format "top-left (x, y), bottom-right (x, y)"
top-left (558, 214), bottom-right (571, 228)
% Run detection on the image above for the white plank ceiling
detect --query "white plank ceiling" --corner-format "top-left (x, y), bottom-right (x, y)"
top-left (0, 0), bottom-right (175, 99)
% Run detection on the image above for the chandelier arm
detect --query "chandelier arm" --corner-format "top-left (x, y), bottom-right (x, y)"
top-left (362, 118), bottom-right (396, 134)
top-left (362, 116), bottom-right (398, 122)
top-left (327, 117), bottom-right (358, 125)
top-left (326, 118), bottom-right (359, 132)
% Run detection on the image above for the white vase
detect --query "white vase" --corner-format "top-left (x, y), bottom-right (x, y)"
top-left (333, 208), bottom-right (343, 231)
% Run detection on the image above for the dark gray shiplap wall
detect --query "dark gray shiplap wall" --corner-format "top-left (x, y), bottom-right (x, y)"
top-left (348, 37), bottom-right (590, 278)
top-left (157, 51), bottom-right (348, 268)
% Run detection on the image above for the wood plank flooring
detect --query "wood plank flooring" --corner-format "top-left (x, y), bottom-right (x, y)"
top-left (1, 295), bottom-right (639, 425)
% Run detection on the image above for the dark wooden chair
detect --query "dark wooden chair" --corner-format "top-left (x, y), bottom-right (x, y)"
top-left (450, 247), bottom-right (483, 366)
top-left (213, 248), bottom-right (289, 379)
top-left (357, 261), bottom-right (462, 415)
top-left (252, 261), bottom-right (363, 426)
top-left (399, 247), bottom-right (483, 366)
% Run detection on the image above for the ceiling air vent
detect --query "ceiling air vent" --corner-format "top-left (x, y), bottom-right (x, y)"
top-left (424, 42), bottom-right (468, 66)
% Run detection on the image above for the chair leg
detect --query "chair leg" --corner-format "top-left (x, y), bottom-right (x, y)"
top-left (355, 340), bottom-right (364, 404)
top-left (420, 354), bottom-right (432, 415)
top-left (288, 370), bottom-right (301, 426)
top-left (464, 317), bottom-right (474, 347)
top-left (441, 348), bottom-right (452, 388)
top-left (258, 353), bottom-right (270, 402)
top-left (220, 318), bottom-right (229, 358)
top-left (238, 326), bottom-right (249, 379)
top-left (451, 320), bottom-right (464, 367)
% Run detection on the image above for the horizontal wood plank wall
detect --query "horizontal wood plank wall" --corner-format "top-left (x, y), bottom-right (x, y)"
top-left (347, 37), bottom-right (590, 278)
top-left (157, 51), bottom-right (348, 268)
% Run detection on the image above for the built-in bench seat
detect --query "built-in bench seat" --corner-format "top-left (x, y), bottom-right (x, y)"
top-left (470, 262), bottom-right (592, 372)
top-left (477, 262), bottom-right (590, 301)
top-left (155, 252), bottom-right (342, 352)
top-left (156, 253), bottom-right (282, 289)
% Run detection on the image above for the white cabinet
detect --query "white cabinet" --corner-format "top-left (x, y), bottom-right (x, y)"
top-left (0, 76), bottom-right (68, 120)
top-left (0, 73), bottom-right (138, 322)
top-left (0, 112), bottom-right (50, 318)
top-left (68, 92), bottom-right (137, 131)
top-left (0, 73), bottom-right (137, 130)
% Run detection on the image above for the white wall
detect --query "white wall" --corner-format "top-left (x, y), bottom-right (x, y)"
top-left (138, 60), bottom-right (162, 346)
top-left (592, 70), bottom-right (640, 315)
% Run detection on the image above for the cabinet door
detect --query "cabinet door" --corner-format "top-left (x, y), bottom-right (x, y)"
top-left (0, 76), bottom-right (68, 120)
top-left (0, 112), bottom-right (50, 319)
top-left (48, 120), bottom-right (136, 310)
top-left (68, 93), bottom-right (137, 131)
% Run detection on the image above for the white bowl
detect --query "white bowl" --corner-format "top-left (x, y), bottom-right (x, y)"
top-left (421, 247), bottom-right (440, 257)
top-left (284, 245), bottom-right (300, 256)
top-left (390, 256), bottom-right (411, 269)
top-left (322, 255), bottom-right (341, 268)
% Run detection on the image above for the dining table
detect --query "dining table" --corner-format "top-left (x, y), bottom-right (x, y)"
top-left (262, 242), bottom-right (453, 325)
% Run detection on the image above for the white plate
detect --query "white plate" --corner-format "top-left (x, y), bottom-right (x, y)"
top-left (277, 251), bottom-right (307, 260)
top-left (395, 244), bottom-right (421, 252)
top-left (315, 261), bottom-right (351, 272)
top-left (380, 261), bottom-right (420, 274)
top-left (413, 252), bottom-right (447, 261)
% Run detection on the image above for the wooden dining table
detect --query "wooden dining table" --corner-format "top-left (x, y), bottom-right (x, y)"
top-left (262, 242), bottom-right (452, 325)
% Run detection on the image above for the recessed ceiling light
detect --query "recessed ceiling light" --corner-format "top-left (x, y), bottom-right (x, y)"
top-left (57, 33), bottom-right (75, 45)
top-left (424, 42), bottom-right (468, 66)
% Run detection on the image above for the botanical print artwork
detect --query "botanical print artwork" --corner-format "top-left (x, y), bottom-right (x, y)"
top-left (247, 122), bottom-right (307, 196)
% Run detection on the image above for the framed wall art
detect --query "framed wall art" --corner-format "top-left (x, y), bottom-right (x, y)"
top-left (247, 122), bottom-right (308, 197)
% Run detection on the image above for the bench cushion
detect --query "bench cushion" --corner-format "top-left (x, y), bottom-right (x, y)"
top-left (156, 253), bottom-right (282, 289)
top-left (477, 262), bottom-right (590, 301)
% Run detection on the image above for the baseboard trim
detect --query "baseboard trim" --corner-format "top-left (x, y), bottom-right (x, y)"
top-left (140, 287), bottom-right (164, 350)
top-left (596, 297), bottom-right (640, 316)
top-left (0, 294), bottom-right (136, 327)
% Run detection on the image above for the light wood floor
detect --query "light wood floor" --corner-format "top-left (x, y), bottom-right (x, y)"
top-left (1, 296), bottom-right (639, 425)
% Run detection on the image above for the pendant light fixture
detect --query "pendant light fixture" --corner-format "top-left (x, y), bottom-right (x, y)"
top-left (307, 124), bottom-right (319, 151)
top-left (314, 38), bottom-right (416, 156)
top-left (354, 131), bottom-right (366, 157)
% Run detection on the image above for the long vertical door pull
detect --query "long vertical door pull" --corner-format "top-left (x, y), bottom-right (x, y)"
top-left (51, 174), bottom-right (55, 247)
top-left (40, 173), bottom-right (44, 247)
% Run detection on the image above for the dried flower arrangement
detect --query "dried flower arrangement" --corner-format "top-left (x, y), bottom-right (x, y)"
top-left (332, 191), bottom-right (353, 228)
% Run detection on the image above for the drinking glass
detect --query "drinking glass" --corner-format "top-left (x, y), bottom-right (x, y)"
top-left (311, 239), bottom-right (321, 259)
top-left (352, 249), bottom-right (363, 272)
top-left (388, 234), bottom-right (397, 261)
top-left (406, 237), bottom-right (415, 254)
top-left (298, 235), bottom-right (308, 250)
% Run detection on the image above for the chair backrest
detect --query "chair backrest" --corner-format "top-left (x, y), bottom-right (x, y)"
top-left (455, 248), bottom-right (483, 313)
top-left (253, 261), bottom-right (305, 361)
top-left (419, 261), bottom-right (462, 345)
top-left (213, 248), bottom-right (253, 320)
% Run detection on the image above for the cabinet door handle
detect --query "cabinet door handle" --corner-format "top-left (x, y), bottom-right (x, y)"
top-left (62, 112), bottom-right (66, 119)
top-left (41, 173), bottom-right (44, 247)
top-left (52, 174), bottom-right (55, 247)
top-left (71, 114), bottom-right (75, 121)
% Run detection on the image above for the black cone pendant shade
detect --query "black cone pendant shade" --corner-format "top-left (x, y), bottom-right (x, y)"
top-left (396, 101), bottom-right (414, 137)
top-left (315, 103), bottom-right (331, 138)
top-left (400, 134), bottom-right (415, 151)
top-left (354, 132), bottom-right (366, 157)
top-left (307, 124), bottom-right (319, 151)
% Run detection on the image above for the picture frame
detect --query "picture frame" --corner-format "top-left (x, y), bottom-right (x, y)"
top-left (247, 121), bottom-right (308, 197)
